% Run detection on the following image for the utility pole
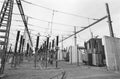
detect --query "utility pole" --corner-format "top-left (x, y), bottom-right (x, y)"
top-left (18, 35), bottom-right (23, 64)
top-left (106, 3), bottom-right (118, 71)
top-left (51, 39), bottom-right (54, 65)
top-left (106, 3), bottom-right (114, 37)
top-left (23, 16), bottom-right (29, 54)
top-left (35, 36), bottom-right (39, 51)
top-left (74, 26), bottom-right (79, 66)
top-left (18, 35), bottom-right (23, 53)
top-left (106, 3), bottom-right (120, 71)
top-left (46, 37), bottom-right (49, 68)
top-left (13, 31), bottom-right (20, 68)
top-left (74, 26), bottom-right (77, 46)
top-left (44, 41), bottom-right (46, 67)
top-left (61, 36), bottom-right (64, 60)
top-left (26, 43), bottom-right (29, 57)
top-left (90, 29), bottom-right (93, 38)
top-left (56, 36), bottom-right (59, 68)
top-left (34, 35), bottom-right (39, 68)
top-left (50, 10), bottom-right (55, 35)
top-left (61, 35), bottom-right (64, 51)
top-left (48, 42), bottom-right (51, 64)
top-left (52, 40), bottom-right (54, 49)
top-left (21, 38), bottom-right (25, 63)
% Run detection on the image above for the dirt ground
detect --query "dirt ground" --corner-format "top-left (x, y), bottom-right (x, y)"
top-left (2, 60), bottom-right (120, 79)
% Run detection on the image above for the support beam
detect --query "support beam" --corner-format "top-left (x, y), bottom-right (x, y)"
top-left (60, 16), bottom-right (107, 42)
top-left (16, 0), bottom-right (33, 47)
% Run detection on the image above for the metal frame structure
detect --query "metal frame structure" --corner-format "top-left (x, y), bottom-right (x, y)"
top-left (0, 0), bottom-right (14, 74)
top-left (0, 0), bottom-right (33, 74)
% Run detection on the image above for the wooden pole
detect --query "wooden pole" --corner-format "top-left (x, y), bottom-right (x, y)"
top-left (106, 3), bottom-right (114, 37)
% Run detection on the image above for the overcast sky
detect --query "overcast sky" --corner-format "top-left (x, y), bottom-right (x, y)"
top-left (0, 0), bottom-right (120, 50)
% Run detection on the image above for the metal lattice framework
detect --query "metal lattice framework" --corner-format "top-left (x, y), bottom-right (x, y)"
top-left (0, 0), bottom-right (33, 74)
top-left (0, 0), bottom-right (14, 74)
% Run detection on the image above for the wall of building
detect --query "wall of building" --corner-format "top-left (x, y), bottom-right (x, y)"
top-left (69, 46), bottom-right (82, 64)
top-left (57, 50), bottom-right (63, 60)
top-left (78, 49), bottom-right (82, 63)
top-left (69, 46), bottom-right (77, 64)
top-left (103, 36), bottom-right (120, 71)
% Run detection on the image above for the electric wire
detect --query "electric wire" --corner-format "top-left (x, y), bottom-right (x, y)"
top-left (12, 13), bottom-right (84, 27)
top-left (21, 0), bottom-right (99, 20)
top-left (13, 19), bottom-right (74, 32)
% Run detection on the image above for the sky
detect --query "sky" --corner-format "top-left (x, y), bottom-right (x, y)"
top-left (0, 0), bottom-right (120, 50)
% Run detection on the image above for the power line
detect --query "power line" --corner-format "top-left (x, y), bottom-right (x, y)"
top-left (21, 0), bottom-right (99, 20)
top-left (0, 0), bottom-right (99, 27)
top-left (60, 16), bottom-right (107, 42)
top-left (12, 13), bottom-right (84, 27)
top-left (13, 19), bottom-right (74, 32)
top-left (21, 0), bottom-right (53, 11)
top-left (11, 24), bottom-right (73, 37)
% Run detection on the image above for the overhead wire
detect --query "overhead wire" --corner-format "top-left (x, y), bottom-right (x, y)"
top-left (0, 0), bottom-right (102, 44)
top-left (0, 1), bottom-right (99, 30)
top-left (21, 0), bottom-right (53, 11)
top-left (21, 0), bottom-right (99, 20)
top-left (10, 23), bottom-right (74, 40)
top-left (13, 19), bottom-right (74, 32)
top-left (12, 13), bottom-right (84, 27)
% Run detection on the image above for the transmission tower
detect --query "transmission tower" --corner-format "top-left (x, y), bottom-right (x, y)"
top-left (0, 0), bottom-right (14, 74)
top-left (0, 0), bottom-right (32, 75)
